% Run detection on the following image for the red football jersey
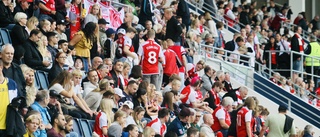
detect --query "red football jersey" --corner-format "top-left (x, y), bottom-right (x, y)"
top-left (169, 45), bottom-right (186, 73)
top-left (69, 4), bottom-right (81, 39)
top-left (181, 85), bottom-right (197, 106)
top-left (236, 107), bottom-right (253, 137)
top-left (211, 106), bottom-right (231, 132)
top-left (146, 118), bottom-right (166, 136)
top-left (40, 0), bottom-right (55, 14)
top-left (94, 112), bottom-right (108, 137)
top-left (117, 35), bottom-right (134, 58)
top-left (163, 49), bottom-right (179, 75)
top-left (138, 40), bottom-right (164, 75)
top-left (186, 63), bottom-right (199, 79)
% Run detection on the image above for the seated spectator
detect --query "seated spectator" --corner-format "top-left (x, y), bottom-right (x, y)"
top-left (26, 17), bottom-right (39, 34)
top-left (200, 66), bottom-right (213, 96)
top-left (83, 70), bottom-right (99, 98)
top-left (205, 81), bottom-right (223, 110)
top-left (113, 88), bottom-right (125, 108)
top-left (72, 56), bottom-right (85, 79)
top-left (223, 86), bottom-right (248, 106)
top-left (0, 0), bottom-right (14, 28)
top-left (163, 74), bottom-right (181, 93)
top-left (47, 90), bottom-right (63, 118)
top-left (58, 40), bottom-right (74, 67)
top-left (123, 124), bottom-right (139, 137)
top-left (143, 127), bottom-right (156, 137)
top-left (30, 90), bottom-right (52, 129)
top-left (119, 80), bottom-right (139, 104)
top-left (108, 110), bottom-right (127, 137)
top-left (127, 106), bottom-right (146, 132)
top-left (161, 91), bottom-right (179, 118)
top-left (94, 98), bottom-right (114, 137)
top-left (92, 56), bottom-right (103, 70)
top-left (48, 52), bottom-right (66, 83)
top-left (85, 79), bottom-right (110, 112)
top-left (24, 113), bottom-right (46, 137)
top-left (20, 64), bottom-right (37, 107)
top-left (146, 108), bottom-right (170, 136)
top-left (46, 32), bottom-right (59, 61)
top-left (132, 88), bottom-right (147, 110)
top-left (39, 19), bottom-right (51, 36)
top-left (37, 35), bottom-right (53, 70)
top-left (269, 72), bottom-right (280, 84)
top-left (83, 4), bottom-right (100, 27)
top-left (200, 114), bottom-right (215, 137)
top-left (55, 20), bottom-right (67, 41)
top-left (49, 71), bottom-right (93, 119)
top-left (24, 29), bottom-right (51, 71)
top-left (167, 107), bottom-right (193, 136)
top-left (61, 115), bottom-right (78, 137)
top-left (187, 127), bottom-right (199, 137)
top-left (47, 113), bottom-right (66, 137)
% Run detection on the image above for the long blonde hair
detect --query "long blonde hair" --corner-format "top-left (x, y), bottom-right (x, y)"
top-left (99, 98), bottom-right (114, 127)
top-left (92, 79), bottom-right (110, 93)
top-left (90, 4), bottom-right (102, 19)
top-left (36, 35), bottom-right (51, 59)
top-left (26, 16), bottom-right (39, 32)
top-left (20, 64), bottom-right (38, 107)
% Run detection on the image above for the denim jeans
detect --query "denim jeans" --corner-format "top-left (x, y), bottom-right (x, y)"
top-left (293, 60), bottom-right (302, 73)
top-left (82, 57), bottom-right (89, 72)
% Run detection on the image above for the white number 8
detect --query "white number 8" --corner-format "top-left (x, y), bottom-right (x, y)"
top-left (148, 51), bottom-right (157, 64)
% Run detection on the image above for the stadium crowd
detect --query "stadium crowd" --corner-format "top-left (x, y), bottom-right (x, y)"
top-left (0, 0), bottom-right (318, 136)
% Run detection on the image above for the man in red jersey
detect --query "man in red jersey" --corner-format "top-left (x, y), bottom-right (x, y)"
top-left (236, 97), bottom-right (256, 137)
top-left (115, 27), bottom-right (137, 62)
top-left (138, 29), bottom-right (164, 90)
top-left (212, 97), bottom-right (233, 137)
top-left (146, 108), bottom-right (170, 136)
top-left (162, 40), bottom-right (179, 86)
top-left (185, 60), bottom-right (205, 85)
top-left (167, 39), bottom-right (188, 91)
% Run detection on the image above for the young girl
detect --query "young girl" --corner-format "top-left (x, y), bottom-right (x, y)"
top-left (93, 98), bottom-right (114, 137)
top-left (69, 0), bottom-right (81, 39)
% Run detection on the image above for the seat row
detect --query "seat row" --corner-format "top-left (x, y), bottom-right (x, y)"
top-left (73, 118), bottom-right (95, 137)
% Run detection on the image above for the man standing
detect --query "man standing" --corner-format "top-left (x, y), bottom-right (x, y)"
top-left (1, 44), bottom-right (26, 97)
top-left (305, 36), bottom-right (320, 87)
top-left (47, 113), bottom-right (66, 137)
top-left (0, 59), bottom-right (18, 137)
top-left (291, 26), bottom-right (305, 76)
top-left (200, 114), bottom-right (215, 137)
top-left (55, 20), bottom-right (67, 41)
top-left (259, 104), bottom-right (296, 137)
top-left (165, 8), bottom-right (183, 45)
top-left (138, 30), bottom-right (164, 90)
top-left (212, 97), bottom-right (233, 136)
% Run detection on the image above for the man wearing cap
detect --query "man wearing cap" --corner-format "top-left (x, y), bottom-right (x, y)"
top-left (55, 20), bottom-right (67, 41)
top-left (167, 107), bottom-right (194, 137)
top-left (104, 28), bottom-right (116, 58)
top-left (121, 100), bottom-right (134, 117)
top-left (13, 0), bottom-right (33, 17)
top-left (259, 104), bottom-right (296, 137)
top-left (113, 88), bottom-right (125, 109)
top-left (98, 18), bottom-right (109, 48)
top-left (47, 90), bottom-right (63, 118)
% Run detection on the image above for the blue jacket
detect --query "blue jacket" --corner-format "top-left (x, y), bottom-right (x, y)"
top-left (31, 102), bottom-right (51, 125)
top-left (167, 117), bottom-right (187, 137)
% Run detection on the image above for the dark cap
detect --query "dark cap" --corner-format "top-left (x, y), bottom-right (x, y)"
top-left (57, 20), bottom-right (67, 25)
top-left (98, 19), bottom-right (109, 24)
top-left (278, 103), bottom-right (288, 111)
top-left (105, 28), bottom-right (116, 36)
top-left (179, 107), bottom-right (194, 117)
top-left (58, 39), bottom-right (68, 46)
top-left (10, 96), bottom-right (27, 108)
top-left (50, 90), bottom-right (62, 99)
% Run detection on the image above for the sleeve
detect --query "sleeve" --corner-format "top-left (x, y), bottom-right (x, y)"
top-left (137, 44), bottom-right (144, 56)
top-left (189, 91), bottom-right (197, 103)
top-left (215, 109), bottom-right (226, 120)
top-left (175, 20), bottom-right (183, 37)
top-left (304, 44), bottom-right (311, 54)
top-left (11, 26), bottom-right (27, 44)
top-left (49, 84), bottom-right (65, 94)
top-left (226, 10), bottom-right (236, 20)
top-left (84, 93), bottom-right (97, 111)
top-left (180, 46), bottom-right (187, 55)
top-left (40, 0), bottom-right (48, 5)
top-left (201, 76), bottom-right (212, 92)
top-left (124, 37), bottom-right (132, 47)
top-left (245, 110), bottom-right (252, 122)
top-left (99, 112), bottom-right (108, 129)
top-left (151, 122), bottom-right (161, 134)
top-left (24, 45), bottom-right (45, 67)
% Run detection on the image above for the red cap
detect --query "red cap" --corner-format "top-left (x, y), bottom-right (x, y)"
top-left (190, 76), bottom-right (202, 86)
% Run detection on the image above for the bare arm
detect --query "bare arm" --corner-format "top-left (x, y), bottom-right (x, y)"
top-left (69, 34), bottom-right (82, 46)
top-left (219, 119), bottom-right (230, 129)
top-left (124, 46), bottom-right (136, 59)
top-left (246, 121), bottom-right (252, 137)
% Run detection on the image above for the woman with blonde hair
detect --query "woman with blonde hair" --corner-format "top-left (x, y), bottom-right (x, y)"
top-left (23, 113), bottom-right (46, 137)
top-left (123, 62), bottom-right (131, 86)
top-left (20, 64), bottom-right (38, 107)
top-left (93, 98), bottom-right (114, 137)
top-left (37, 35), bottom-right (53, 69)
top-left (236, 96), bottom-right (257, 137)
top-left (131, 106), bottom-right (146, 132)
top-left (143, 127), bottom-right (155, 137)
top-left (26, 17), bottom-right (39, 34)
top-left (108, 110), bottom-right (127, 137)
top-left (83, 4), bottom-right (101, 26)
top-left (204, 11), bottom-right (218, 37)
top-left (84, 79), bottom-right (111, 111)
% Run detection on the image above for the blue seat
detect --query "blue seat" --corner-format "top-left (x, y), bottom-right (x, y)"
top-left (72, 119), bottom-right (83, 137)
top-left (80, 119), bottom-right (92, 137)
top-left (87, 120), bottom-right (95, 133)
top-left (0, 28), bottom-right (12, 45)
top-left (35, 70), bottom-right (49, 90)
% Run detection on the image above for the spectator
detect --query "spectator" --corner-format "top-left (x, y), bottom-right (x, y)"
top-left (304, 36), bottom-right (320, 86)
top-left (259, 104), bottom-right (297, 137)
top-left (83, 70), bottom-right (99, 97)
top-left (85, 79), bottom-right (110, 112)
top-left (58, 40), bottom-right (74, 67)
top-left (110, 60), bottom-right (125, 90)
top-left (205, 81), bottom-right (223, 110)
top-left (187, 127), bottom-right (199, 137)
top-left (24, 113), bottom-right (46, 137)
top-left (11, 12), bottom-right (29, 54)
top-left (277, 34), bottom-right (291, 78)
top-left (46, 32), bottom-right (59, 61)
top-left (48, 52), bottom-right (66, 83)
top-left (310, 15), bottom-right (319, 31)
top-left (61, 115), bottom-right (78, 137)
top-left (291, 26), bottom-right (305, 74)
top-left (20, 64), bottom-right (37, 107)
top-left (138, 0), bottom-right (154, 26)
top-left (123, 124), bottom-right (139, 137)
top-left (92, 56), bottom-right (103, 70)
top-left (122, 62), bottom-right (130, 86)
top-left (83, 4), bottom-right (100, 26)
top-left (146, 108), bottom-right (170, 136)
top-left (263, 36), bottom-right (279, 70)
top-left (69, 22), bottom-right (98, 72)
top-left (224, 1), bottom-right (236, 28)
top-left (223, 86), bottom-right (248, 106)
top-left (138, 29), bottom-right (164, 90)
top-left (128, 106), bottom-right (145, 132)
top-left (0, 0), bottom-right (14, 28)
top-left (204, 12), bottom-right (218, 37)
top-left (31, 90), bottom-right (52, 129)
top-left (212, 97), bottom-right (233, 136)
top-left (26, 16), bottom-right (39, 34)
top-left (200, 65), bottom-right (213, 96)
top-left (200, 113), bottom-right (215, 137)
top-left (1, 44), bottom-right (26, 97)
top-left (69, 0), bottom-right (81, 39)
top-left (237, 97), bottom-right (256, 137)
top-left (270, 7), bottom-right (289, 32)
top-left (214, 22), bottom-right (225, 48)
top-left (176, 0), bottom-right (190, 30)
top-left (143, 127), bottom-right (156, 137)
top-left (47, 113), bottom-right (66, 137)
top-left (267, 0), bottom-right (280, 18)
top-left (302, 125), bottom-right (314, 137)
top-left (162, 41), bottom-right (179, 86)
top-left (165, 8), bottom-right (183, 45)
top-left (98, 18), bottom-right (108, 47)
top-left (167, 107), bottom-right (193, 136)
top-left (239, 5), bottom-right (251, 26)
top-left (0, 59), bottom-right (18, 137)
top-left (108, 110), bottom-right (127, 137)
top-left (55, 20), bottom-right (67, 41)
top-left (120, 80), bottom-right (139, 104)
top-left (94, 98), bottom-right (114, 137)
top-left (47, 90), bottom-right (63, 118)
top-left (48, 19), bottom-right (56, 32)
top-left (225, 33), bottom-right (241, 54)
top-left (104, 29), bottom-right (116, 59)
top-left (37, 35), bottom-right (53, 69)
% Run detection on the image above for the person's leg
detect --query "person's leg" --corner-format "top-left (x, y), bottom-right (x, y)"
top-left (162, 74), bottom-right (170, 87)
top-left (143, 75), bottom-right (151, 83)
top-left (0, 130), bottom-right (7, 137)
top-left (179, 72), bottom-right (185, 92)
top-left (82, 57), bottom-right (89, 72)
top-left (151, 74), bottom-right (159, 91)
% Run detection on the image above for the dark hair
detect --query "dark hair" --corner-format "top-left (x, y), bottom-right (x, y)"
top-left (88, 69), bottom-right (97, 77)
top-left (136, 88), bottom-right (147, 99)
top-left (51, 113), bottom-right (62, 126)
top-left (58, 39), bottom-right (68, 45)
top-left (46, 32), bottom-right (57, 41)
top-left (162, 92), bottom-right (174, 111)
top-left (158, 108), bottom-right (170, 118)
top-left (165, 131), bottom-right (177, 137)
top-left (126, 27), bottom-right (137, 33)
top-left (55, 52), bottom-right (65, 62)
top-left (82, 22), bottom-right (97, 43)
top-left (212, 81), bottom-right (223, 88)
top-left (294, 26), bottom-right (301, 32)
top-left (124, 124), bottom-right (137, 132)
top-left (129, 65), bottom-right (142, 79)
top-left (235, 36), bottom-right (244, 42)
top-left (128, 80), bottom-right (138, 86)
top-left (187, 127), bottom-right (198, 137)
top-left (30, 29), bottom-right (42, 37)
top-left (204, 65), bottom-right (211, 73)
top-left (216, 21), bottom-right (224, 29)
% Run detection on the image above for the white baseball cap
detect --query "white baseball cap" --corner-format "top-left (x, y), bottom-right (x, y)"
top-left (117, 28), bottom-right (126, 35)
top-left (123, 101), bottom-right (134, 109)
top-left (114, 88), bottom-right (125, 98)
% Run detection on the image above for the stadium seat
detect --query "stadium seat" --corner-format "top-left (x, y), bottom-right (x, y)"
top-left (80, 119), bottom-right (92, 137)
top-left (0, 28), bottom-right (12, 45)
top-left (35, 70), bottom-right (49, 90)
top-left (87, 120), bottom-right (95, 133)
top-left (72, 119), bottom-right (83, 137)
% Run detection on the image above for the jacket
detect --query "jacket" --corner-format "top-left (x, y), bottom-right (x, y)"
top-left (3, 62), bottom-right (27, 97)
top-left (138, 0), bottom-right (154, 26)
top-left (0, 1), bottom-right (14, 28)
top-left (176, 0), bottom-right (190, 27)
top-left (6, 96), bottom-right (26, 137)
top-left (165, 16), bottom-right (183, 42)
top-left (24, 39), bottom-right (48, 71)
top-left (11, 23), bottom-right (29, 48)
top-left (48, 63), bottom-right (63, 83)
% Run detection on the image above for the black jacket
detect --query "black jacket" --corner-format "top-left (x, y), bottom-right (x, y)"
top-left (165, 16), bottom-right (182, 43)
top-left (24, 39), bottom-right (48, 71)
top-left (224, 40), bottom-right (236, 56)
top-left (48, 63), bottom-right (63, 83)
top-left (6, 97), bottom-right (26, 137)
top-left (110, 70), bottom-right (124, 90)
top-left (3, 62), bottom-right (27, 97)
top-left (138, 0), bottom-right (154, 26)
top-left (10, 23), bottom-right (29, 47)
top-left (176, 0), bottom-right (190, 28)
top-left (263, 43), bottom-right (279, 64)
top-left (290, 35), bottom-right (303, 61)
top-left (0, 1), bottom-right (14, 28)
top-left (239, 11), bottom-right (251, 25)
